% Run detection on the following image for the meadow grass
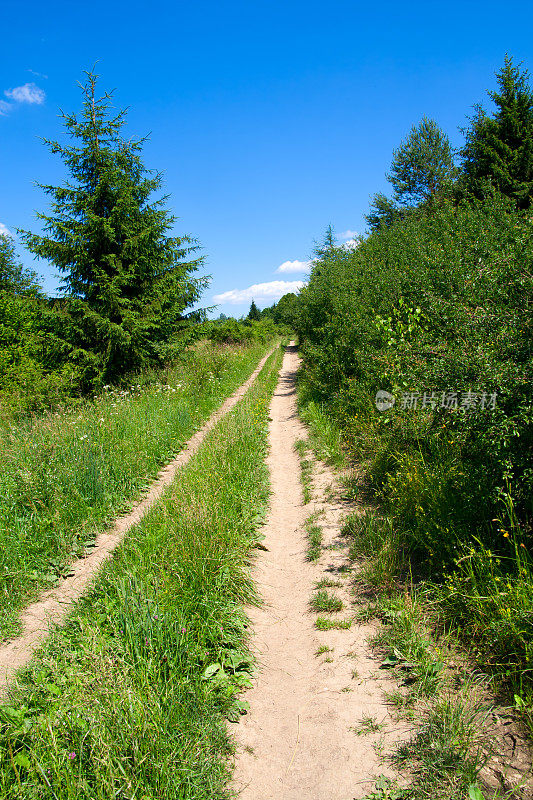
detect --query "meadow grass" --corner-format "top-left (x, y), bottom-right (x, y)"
top-left (0, 345), bottom-right (283, 799)
top-left (299, 391), bottom-right (503, 800)
top-left (0, 339), bottom-right (276, 639)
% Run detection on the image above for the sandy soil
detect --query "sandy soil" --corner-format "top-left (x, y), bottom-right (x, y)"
top-left (233, 344), bottom-right (407, 800)
top-left (0, 347), bottom-right (275, 694)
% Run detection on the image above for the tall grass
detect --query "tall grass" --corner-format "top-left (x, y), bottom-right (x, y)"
top-left (0, 345), bottom-right (283, 799)
top-left (0, 339), bottom-right (275, 639)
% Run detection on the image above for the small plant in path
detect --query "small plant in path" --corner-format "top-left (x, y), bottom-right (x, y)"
top-left (310, 590), bottom-right (343, 613)
top-left (352, 715), bottom-right (385, 736)
top-left (315, 617), bottom-right (352, 630)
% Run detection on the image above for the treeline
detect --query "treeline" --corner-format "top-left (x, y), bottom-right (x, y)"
top-left (294, 57), bottom-right (533, 703)
top-left (0, 71), bottom-right (278, 416)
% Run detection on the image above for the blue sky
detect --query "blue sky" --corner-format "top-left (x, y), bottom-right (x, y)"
top-left (2, 0), bottom-right (533, 317)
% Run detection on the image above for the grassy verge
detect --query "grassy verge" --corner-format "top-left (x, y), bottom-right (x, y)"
top-left (0, 339), bottom-right (276, 639)
top-left (297, 391), bottom-right (533, 799)
top-left (0, 345), bottom-right (283, 799)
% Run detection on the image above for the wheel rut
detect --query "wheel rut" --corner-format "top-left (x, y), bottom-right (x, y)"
top-left (0, 347), bottom-right (276, 694)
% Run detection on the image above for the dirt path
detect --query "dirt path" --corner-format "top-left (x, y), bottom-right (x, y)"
top-left (0, 347), bottom-right (276, 694)
top-left (233, 344), bottom-right (407, 800)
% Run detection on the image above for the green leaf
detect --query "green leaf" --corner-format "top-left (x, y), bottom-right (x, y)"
top-left (202, 663), bottom-right (221, 680)
top-left (13, 753), bottom-right (31, 769)
top-left (468, 784), bottom-right (485, 800)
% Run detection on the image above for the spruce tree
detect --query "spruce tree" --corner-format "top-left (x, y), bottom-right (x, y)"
top-left (20, 71), bottom-right (207, 384)
top-left (461, 56), bottom-right (533, 208)
top-left (247, 299), bottom-right (261, 321)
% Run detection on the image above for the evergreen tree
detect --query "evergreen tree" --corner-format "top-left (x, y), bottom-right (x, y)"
top-left (20, 71), bottom-right (207, 384)
top-left (247, 299), bottom-right (261, 321)
top-left (387, 116), bottom-right (455, 206)
top-left (461, 56), bottom-right (533, 208)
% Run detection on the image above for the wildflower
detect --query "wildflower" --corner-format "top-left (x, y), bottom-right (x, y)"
top-left (503, 532), bottom-right (510, 538)
top-left (520, 543), bottom-right (526, 548)
top-left (68, 752), bottom-right (76, 760)
top-left (181, 627), bottom-right (186, 633)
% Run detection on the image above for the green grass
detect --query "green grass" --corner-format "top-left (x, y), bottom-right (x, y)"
top-left (0, 339), bottom-right (276, 639)
top-left (297, 399), bottom-right (346, 469)
top-left (0, 345), bottom-right (283, 799)
top-left (315, 616), bottom-right (352, 630)
top-left (352, 715), bottom-right (385, 736)
top-left (305, 513), bottom-right (323, 561)
top-left (310, 590), bottom-right (343, 613)
top-left (392, 684), bottom-right (490, 800)
top-left (295, 439), bottom-right (313, 503)
top-left (314, 578), bottom-right (343, 589)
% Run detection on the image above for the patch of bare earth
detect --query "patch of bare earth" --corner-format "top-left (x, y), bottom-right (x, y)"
top-left (233, 344), bottom-right (409, 800)
top-left (0, 348), bottom-right (275, 695)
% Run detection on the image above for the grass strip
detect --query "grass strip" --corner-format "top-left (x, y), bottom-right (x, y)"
top-left (0, 339), bottom-right (276, 638)
top-left (0, 345), bottom-right (283, 799)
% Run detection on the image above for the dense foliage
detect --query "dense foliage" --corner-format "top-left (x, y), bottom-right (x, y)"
top-left (295, 57), bottom-right (533, 700)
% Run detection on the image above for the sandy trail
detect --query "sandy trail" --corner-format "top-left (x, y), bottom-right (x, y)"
top-left (0, 347), bottom-right (276, 693)
top-left (233, 344), bottom-right (405, 800)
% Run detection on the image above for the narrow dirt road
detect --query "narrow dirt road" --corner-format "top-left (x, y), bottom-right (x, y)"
top-left (233, 344), bottom-right (403, 800)
top-left (0, 347), bottom-right (276, 694)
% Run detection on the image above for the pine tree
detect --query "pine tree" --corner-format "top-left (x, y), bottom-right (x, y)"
top-left (247, 299), bottom-right (260, 321)
top-left (19, 71), bottom-right (208, 384)
top-left (461, 56), bottom-right (533, 208)
top-left (387, 116), bottom-right (455, 206)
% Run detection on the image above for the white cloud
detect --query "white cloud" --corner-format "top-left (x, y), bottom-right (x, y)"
top-left (213, 280), bottom-right (306, 305)
top-left (343, 238), bottom-right (359, 250)
top-left (341, 229), bottom-right (358, 240)
top-left (0, 100), bottom-right (11, 116)
top-left (0, 223), bottom-right (12, 237)
top-left (275, 259), bottom-right (311, 274)
top-left (5, 82), bottom-right (45, 105)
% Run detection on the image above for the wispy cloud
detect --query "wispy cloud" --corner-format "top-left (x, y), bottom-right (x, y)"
top-left (5, 82), bottom-right (46, 105)
top-left (341, 229), bottom-right (358, 240)
top-left (275, 259), bottom-right (311, 274)
top-left (0, 223), bottom-right (12, 237)
top-left (0, 100), bottom-right (11, 116)
top-left (213, 280), bottom-right (306, 305)
top-left (27, 69), bottom-right (48, 80)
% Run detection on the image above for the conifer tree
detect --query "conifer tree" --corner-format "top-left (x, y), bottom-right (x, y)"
top-left (313, 224), bottom-right (336, 258)
top-left (20, 71), bottom-right (207, 383)
top-left (247, 299), bottom-right (261, 321)
top-left (461, 56), bottom-right (533, 208)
